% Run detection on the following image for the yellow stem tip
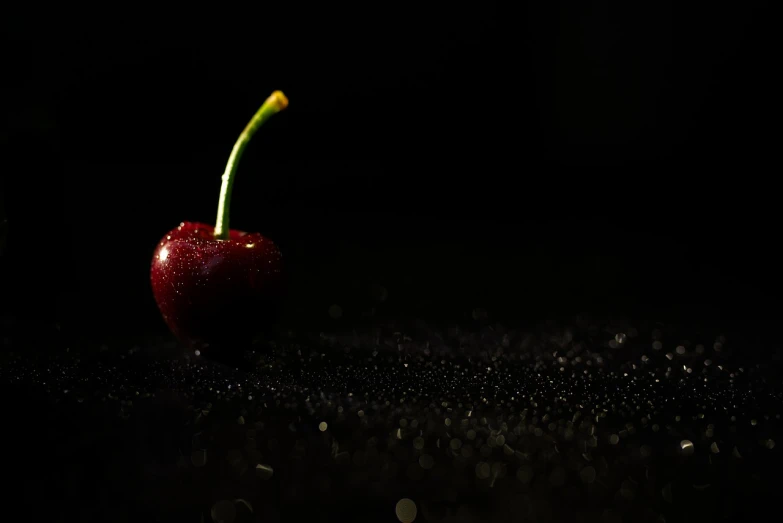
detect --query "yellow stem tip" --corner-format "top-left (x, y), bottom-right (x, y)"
top-left (268, 90), bottom-right (289, 111)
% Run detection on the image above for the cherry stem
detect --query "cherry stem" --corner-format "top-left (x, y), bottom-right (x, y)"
top-left (214, 90), bottom-right (289, 239)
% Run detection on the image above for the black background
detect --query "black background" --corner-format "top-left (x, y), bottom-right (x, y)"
top-left (1, 2), bottom-right (779, 350)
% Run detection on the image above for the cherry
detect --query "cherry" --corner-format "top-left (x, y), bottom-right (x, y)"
top-left (150, 91), bottom-right (288, 363)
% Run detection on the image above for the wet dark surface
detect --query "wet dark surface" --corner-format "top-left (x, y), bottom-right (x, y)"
top-left (2, 318), bottom-right (781, 522)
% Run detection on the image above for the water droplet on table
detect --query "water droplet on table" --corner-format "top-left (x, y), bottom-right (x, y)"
top-left (255, 463), bottom-right (274, 480)
top-left (396, 498), bottom-right (417, 522)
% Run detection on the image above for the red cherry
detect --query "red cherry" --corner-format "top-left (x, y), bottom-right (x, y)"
top-left (150, 91), bottom-right (288, 361)
top-left (150, 222), bottom-right (283, 353)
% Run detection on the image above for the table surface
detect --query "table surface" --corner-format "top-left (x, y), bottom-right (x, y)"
top-left (2, 319), bottom-right (782, 523)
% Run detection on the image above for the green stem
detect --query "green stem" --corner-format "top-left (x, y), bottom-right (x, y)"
top-left (214, 90), bottom-right (289, 239)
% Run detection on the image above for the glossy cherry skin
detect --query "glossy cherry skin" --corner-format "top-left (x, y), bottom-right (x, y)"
top-left (150, 222), bottom-right (283, 357)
